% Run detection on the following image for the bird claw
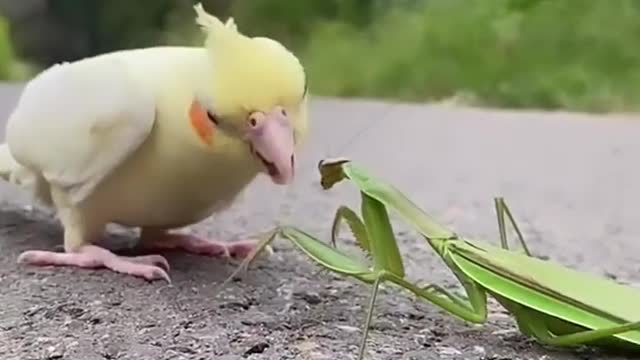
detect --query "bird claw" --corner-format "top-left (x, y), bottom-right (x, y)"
top-left (138, 265), bottom-right (171, 283)
top-left (129, 254), bottom-right (171, 272)
top-left (17, 246), bottom-right (172, 283)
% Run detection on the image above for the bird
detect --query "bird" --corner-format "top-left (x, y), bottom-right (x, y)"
top-left (0, 3), bottom-right (309, 282)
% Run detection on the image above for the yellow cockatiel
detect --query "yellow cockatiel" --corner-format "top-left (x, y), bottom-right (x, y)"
top-left (0, 4), bottom-right (309, 282)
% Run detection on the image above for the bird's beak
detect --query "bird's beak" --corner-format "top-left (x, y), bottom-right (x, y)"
top-left (247, 107), bottom-right (296, 185)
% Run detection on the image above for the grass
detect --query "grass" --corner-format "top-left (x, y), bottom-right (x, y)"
top-left (0, 16), bottom-right (37, 81)
top-left (297, 0), bottom-right (640, 113)
top-left (3, 0), bottom-right (640, 113)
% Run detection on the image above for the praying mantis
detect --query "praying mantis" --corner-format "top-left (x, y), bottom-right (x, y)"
top-left (221, 158), bottom-right (640, 360)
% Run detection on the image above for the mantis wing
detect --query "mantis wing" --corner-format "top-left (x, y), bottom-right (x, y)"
top-left (450, 240), bottom-right (640, 345)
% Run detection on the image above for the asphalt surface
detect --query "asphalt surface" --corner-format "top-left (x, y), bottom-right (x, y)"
top-left (0, 82), bottom-right (639, 360)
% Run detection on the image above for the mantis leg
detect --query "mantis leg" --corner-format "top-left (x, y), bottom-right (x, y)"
top-left (356, 274), bottom-right (382, 360)
top-left (384, 271), bottom-right (489, 324)
top-left (519, 308), bottom-right (640, 346)
top-left (216, 228), bottom-right (280, 291)
top-left (330, 205), bottom-right (370, 253)
top-left (421, 284), bottom-right (474, 310)
top-left (494, 197), bottom-right (531, 256)
top-left (356, 271), bottom-right (489, 360)
top-left (302, 205), bottom-right (369, 279)
top-left (325, 200), bottom-right (488, 356)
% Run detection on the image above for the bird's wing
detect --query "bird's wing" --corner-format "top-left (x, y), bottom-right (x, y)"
top-left (6, 56), bottom-right (156, 205)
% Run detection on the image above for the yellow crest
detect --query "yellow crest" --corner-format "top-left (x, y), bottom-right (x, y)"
top-left (193, 3), bottom-right (247, 50)
top-left (192, 3), bottom-right (307, 118)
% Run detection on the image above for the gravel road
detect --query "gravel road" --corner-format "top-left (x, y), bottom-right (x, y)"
top-left (0, 82), bottom-right (639, 360)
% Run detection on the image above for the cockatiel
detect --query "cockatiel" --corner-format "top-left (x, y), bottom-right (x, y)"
top-left (0, 4), bottom-right (309, 282)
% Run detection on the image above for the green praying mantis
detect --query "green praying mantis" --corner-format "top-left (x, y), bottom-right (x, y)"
top-left (220, 158), bottom-right (640, 360)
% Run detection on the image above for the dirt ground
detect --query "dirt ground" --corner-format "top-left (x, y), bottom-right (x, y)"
top-left (0, 87), bottom-right (639, 360)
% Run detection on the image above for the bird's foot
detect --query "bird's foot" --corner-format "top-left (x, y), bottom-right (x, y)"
top-left (17, 245), bottom-right (170, 282)
top-left (139, 231), bottom-right (268, 260)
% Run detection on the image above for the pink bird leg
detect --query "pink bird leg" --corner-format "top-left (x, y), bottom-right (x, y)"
top-left (16, 229), bottom-right (262, 283)
top-left (137, 228), bottom-right (260, 260)
top-left (17, 245), bottom-right (171, 282)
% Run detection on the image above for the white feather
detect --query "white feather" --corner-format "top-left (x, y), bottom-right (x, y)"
top-left (5, 56), bottom-right (156, 205)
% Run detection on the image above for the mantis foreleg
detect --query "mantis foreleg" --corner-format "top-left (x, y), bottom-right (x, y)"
top-left (330, 205), bottom-right (370, 253)
top-left (329, 200), bottom-right (490, 322)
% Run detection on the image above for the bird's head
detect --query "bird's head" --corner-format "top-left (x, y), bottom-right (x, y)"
top-left (189, 3), bottom-right (308, 185)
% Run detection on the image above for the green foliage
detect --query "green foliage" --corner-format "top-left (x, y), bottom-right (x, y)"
top-left (0, 16), bottom-right (14, 80)
top-left (298, 0), bottom-right (640, 112)
top-left (0, 15), bottom-right (31, 81)
top-left (5, 0), bottom-right (640, 111)
top-left (49, 0), bottom-right (180, 54)
top-left (229, 0), bottom-right (382, 48)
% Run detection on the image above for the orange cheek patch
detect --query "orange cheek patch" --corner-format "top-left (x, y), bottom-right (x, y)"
top-left (189, 100), bottom-right (215, 146)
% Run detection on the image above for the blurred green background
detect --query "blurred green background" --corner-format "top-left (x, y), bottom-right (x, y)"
top-left (0, 0), bottom-right (638, 113)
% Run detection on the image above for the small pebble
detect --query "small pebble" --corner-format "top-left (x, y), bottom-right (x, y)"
top-left (436, 346), bottom-right (461, 356)
top-left (492, 329), bottom-right (518, 336)
top-left (244, 342), bottom-right (269, 357)
top-left (46, 345), bottom-right (64, 359)
top-left (473, 345), bottom-right (486, 354)
top-left (336, 325), bottom-right (359, 333)
top-left (294, 291), bottom-right (322, 305)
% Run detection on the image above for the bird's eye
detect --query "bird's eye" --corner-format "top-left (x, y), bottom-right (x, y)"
top-left (281, 108), bottom-right (287, 116)
top-left (206, 111), bottom-right (218, 125)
